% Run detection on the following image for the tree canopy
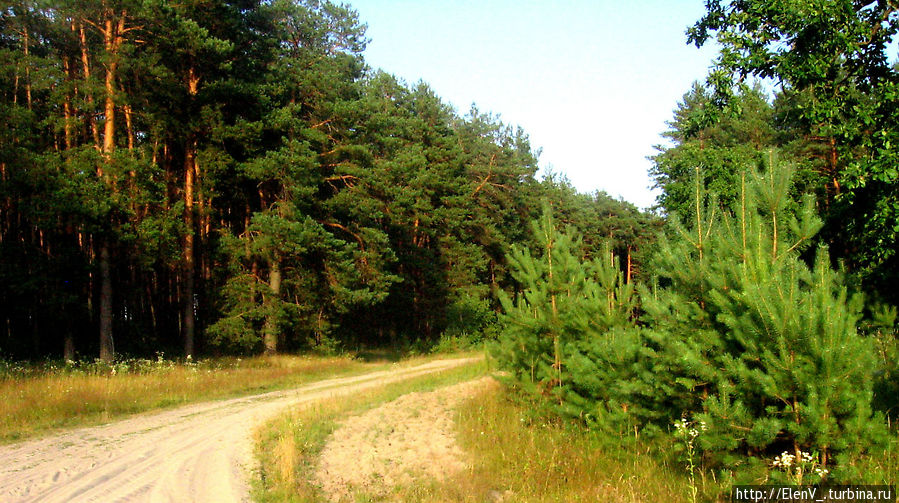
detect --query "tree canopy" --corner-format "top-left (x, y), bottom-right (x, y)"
top-left (0, 0), bottom-right (654, 360)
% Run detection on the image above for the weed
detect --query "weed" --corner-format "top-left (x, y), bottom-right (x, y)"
top-left (673, 417), bottom-right (706, 503)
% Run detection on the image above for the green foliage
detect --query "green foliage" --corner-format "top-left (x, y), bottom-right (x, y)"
top-left (865, 304), bottom-right (899, 420)
top-left (0, 0), bottom-right (669, 363)
top-left (640, 161), bottom-right (887, 478)
top-left (688, 0), bottom-right (899, 304)
top-left (498, 162), bottom-right (891, 481)
top-left (207, 203), bottom-right (393, 352)
top-left (493, 203), bottom-right (638, 426)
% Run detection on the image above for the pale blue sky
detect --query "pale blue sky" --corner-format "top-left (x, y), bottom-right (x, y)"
top-left (347, 1), bottom-right (719, 209)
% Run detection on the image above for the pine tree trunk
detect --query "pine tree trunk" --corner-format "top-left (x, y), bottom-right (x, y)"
top-left (182, 67), bottom-right (200, 357)
top-left (98, 242), bottom-right (114, 361)
top-left (78, 22), bottom-right (100, 149)
top-left (96, 13), bottom-right (125, 362)
top-left (263, 260), bottom-right (282, 355)
top-left (626, 246), bottom-right (632, 284)
top-left (102, 17), bottom-right (122, 158)
top-left (182, 143), bottom-right (196, 357)
top-left (64, 333), bottom-right (75, 361)
top-left (22, 27), bottom-right (32, 111)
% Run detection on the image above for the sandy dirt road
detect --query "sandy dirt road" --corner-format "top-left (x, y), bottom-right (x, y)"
top-left (0, 356), bottom-right (479, 503)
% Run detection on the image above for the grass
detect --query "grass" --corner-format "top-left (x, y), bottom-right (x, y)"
top-left (252, 358), bottom-right (488, 503)
top-left (383, 382), bottom-right (686, 503)
top-left (420, 385), bottom-right (899, 502)
top-left (255, 357), bottom-right (899, 503)
top-left (0, 351), bottom-right (463, 444)
top-left (253, 361), bottom-right (685, 503)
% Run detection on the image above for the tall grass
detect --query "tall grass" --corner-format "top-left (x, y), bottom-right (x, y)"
top-left (252, 359), bottom-right (487, 503)
top-left (0, 353), bottom-right (412, 443)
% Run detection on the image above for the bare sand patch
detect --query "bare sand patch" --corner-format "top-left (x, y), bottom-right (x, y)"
top-left (316, 376), bottom-right (494, 502)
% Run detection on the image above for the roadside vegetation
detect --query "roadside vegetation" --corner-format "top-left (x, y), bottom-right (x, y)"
top-left (410, 382), bottom-right (684, 502)
top-left (0, 351), bottom-right (454, 443)
top-left (453, 385), bottom-right (898, 503)
top-left (492, 165), bottom-right (899, 494)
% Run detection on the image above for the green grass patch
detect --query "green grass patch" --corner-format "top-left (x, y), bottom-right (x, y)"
top-left (0, 352), bottom-right (470, 443)
top-left (252, 358), bottom-right (487, 503)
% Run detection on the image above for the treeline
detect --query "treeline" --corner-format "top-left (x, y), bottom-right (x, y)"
top-left (495, 0), bottom-right (899, 486)
top-left (0, 1), bottom-right (655, 360)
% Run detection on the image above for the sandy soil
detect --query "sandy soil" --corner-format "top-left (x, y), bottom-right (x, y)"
top-left (0, 356), bottom-right (479, 503)
top-left (315, 376), bottom-right (494, 502)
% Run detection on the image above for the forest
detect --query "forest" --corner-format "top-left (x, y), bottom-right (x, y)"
top-left (2, 0), bottom-right (899, 487)
top-left (0, 0), bottom-right (656, 360)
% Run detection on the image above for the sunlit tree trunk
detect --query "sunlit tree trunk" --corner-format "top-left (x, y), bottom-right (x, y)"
top-left (78, 22), bottom-right (101, 150)
top-left (263, 260), bottom-right (281, 355)
top-left (96, 12), bottom-right (127, 361)
top-left (182, 67), bottom-right (200, 357)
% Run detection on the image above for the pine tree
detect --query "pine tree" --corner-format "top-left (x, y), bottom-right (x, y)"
top-left (493, 203), bottom-right (638, 421)
top-left (640, 157), bottom-right (887, 479)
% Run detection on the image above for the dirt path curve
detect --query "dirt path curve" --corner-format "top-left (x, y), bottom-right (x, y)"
top-left (0, 356), bottom-right (480, 503)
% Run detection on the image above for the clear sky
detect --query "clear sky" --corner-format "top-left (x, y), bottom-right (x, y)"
top-left (346, 0), bottom-right (720, 209)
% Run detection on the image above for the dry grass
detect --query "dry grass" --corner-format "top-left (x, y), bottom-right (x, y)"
top-left (0, 354), bottom-right (412, 443)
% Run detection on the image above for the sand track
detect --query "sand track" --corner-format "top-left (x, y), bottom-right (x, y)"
top-left (316, 377), bottom-right (494, 502)
top-left (0, 357), bottom-right (479, 503)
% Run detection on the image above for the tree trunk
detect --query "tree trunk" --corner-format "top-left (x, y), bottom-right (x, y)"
top-left (22, 27), bottom-right (32, 110)
top-left (626, 246), bottom-right (632, 284)
top-left (182, 143), bottom-right (196, 357)
top-left (263, 260), bottom-right (282, 355)
top-left (102, 16), bottom-right (123, 159)
top-left (96, 13), bottom-right (125, 362)
top-left (64, 333), bottom-right (75, 361)
top-left (78, 22), bottom-right (101, 149)
top-left (63, 56), bottom-right (74, 150)
top-left (98, 242), bottom-right (114, 361)
top-left (182, 67), bottom-right (200, 357)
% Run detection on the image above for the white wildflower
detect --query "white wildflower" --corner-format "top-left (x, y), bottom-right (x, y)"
top-left (773, 451), bottom-right (795, 468)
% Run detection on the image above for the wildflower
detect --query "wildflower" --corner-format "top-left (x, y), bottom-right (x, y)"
top-left (815, 467), bottom-right (828, 477)
top-left (773, 451), bottom-right (795, 468)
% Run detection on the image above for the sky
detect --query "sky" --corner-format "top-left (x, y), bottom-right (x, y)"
top-left (345, 0), bottom-right (720, 209)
